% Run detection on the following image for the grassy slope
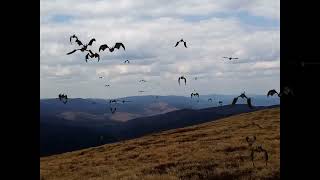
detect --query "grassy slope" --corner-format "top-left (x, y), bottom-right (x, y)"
top-left (40, 107), bottom-right (280, 180)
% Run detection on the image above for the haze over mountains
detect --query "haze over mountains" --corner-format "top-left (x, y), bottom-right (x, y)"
top-left (40, 94), bottom-right (279, 156)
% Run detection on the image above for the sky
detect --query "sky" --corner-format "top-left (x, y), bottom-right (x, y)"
top-left (40, 0), bottom-right (280, 99)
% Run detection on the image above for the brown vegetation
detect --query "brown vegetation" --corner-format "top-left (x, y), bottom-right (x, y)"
top-left (40, 107), bottom-right (280, 180)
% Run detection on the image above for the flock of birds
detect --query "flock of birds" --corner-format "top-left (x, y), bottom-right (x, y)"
top-left (61, 34), bottom-right (291, 114)
top-left (56, 33), bottom-right (288, 168)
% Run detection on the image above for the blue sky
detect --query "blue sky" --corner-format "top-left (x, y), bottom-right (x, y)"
top-left (40, 0), bottom-right (280, 99)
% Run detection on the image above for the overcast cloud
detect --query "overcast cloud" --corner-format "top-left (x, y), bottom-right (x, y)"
top-left (40, 0), bottom-right (280, 99)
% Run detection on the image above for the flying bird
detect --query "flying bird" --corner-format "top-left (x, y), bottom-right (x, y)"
top-left (99, 44), bottom-right (109, 52)
top-left (109, 100), bottom-right (117, 104)
top-left (70, 34), bottom-right (78, 44)
top-left (99, 42), bottom-right (125, 52)
top-left (124, 60), bottom-right (130, 64)
top-left (85, 50), bottom-right (100, 62)
top-left (191, 92), bottom-right (199, 98)
top-left (174, 39), bottom-right (187, 48)
top-left (58, 94), bottom-right (68, 104)
top-left (267, 89), bottom-right (280, 97)
top-left (231, 92), bottom-right (253, 108)
top-left (223, 57), bottom-right (239, 60)
top-left (267, 87), bottom-right (294, 97)
top-left (178, 76), bottom-right (187, 85)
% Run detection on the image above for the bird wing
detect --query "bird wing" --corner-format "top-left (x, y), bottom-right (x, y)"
top-left (88, 38), bottom-right (96, 46)
top-left (184, 77), bottom-right (186, 85)
top-left (232, 97), bottom-right (238, 105)
top-left (95, 53), bottom-right (100, 61)
top-left (99, 44), bottom-right (109, 52)
top-left (85, 53), bottom-right (90, 62)
top-left (178, 77), bottom-right (181, 85)
top-left (114, 43), bottom-right (125, 50)
top-left (174, 41), bottom-right (179, 47)
top-left (247, 98), bottom-right (253, 108)
top-left (267, 89), bottom-right (277, 97)
top-left (184, 41), bottom-right (187, 48)
top-left (243, 93), bottom-right (248, 99)
top-left (67, 49), bottom-right (78, 55)
top-left (75, 39), bottom-right (83, 46)
top-left (233, 58), bottom-right (239, 59)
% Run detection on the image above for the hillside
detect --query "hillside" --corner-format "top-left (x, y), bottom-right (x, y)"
top-left (40, 107), bottom-right (280, 180)
top-left (40, 104), bottom-right (277, 156)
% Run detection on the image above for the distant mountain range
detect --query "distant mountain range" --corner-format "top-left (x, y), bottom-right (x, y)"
top-left (40, 94), bottom-right (279, 156)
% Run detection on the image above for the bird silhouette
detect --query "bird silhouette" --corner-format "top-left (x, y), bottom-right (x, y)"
top-left (58, 94), bottom-right (68, 104)
top-left (223, 57), bottom-right (239, 60)
top-left (70, 34), bottom-right (78, 44)
top-left (267, 89), bottom-right (280, 97)
top-left (99, 42), bottom-right (125, 52)
top-left (85, 50), bottom-right (100, 62)
top-left (191, 92), bottom-right (199, 98)
top-left (174, 39), bottom-right (187, 48)
top-left (178, 76), bottom-right (187, 85)
top-left (99, 44), bottom-right (109, 52)
top-left (109, 99), bottom-right (117, 104)
top-left (232, 92), bottom-right (253, 108)
top-left (105, 84), bottom-right (110, 87)
top-left (124, 60), bottom-right (130, 64)
top-left (267, 87), bottom-right (294, 97)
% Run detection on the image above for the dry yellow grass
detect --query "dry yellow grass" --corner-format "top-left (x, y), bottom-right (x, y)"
top-left (40, 107), bottom-right (280, 180)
